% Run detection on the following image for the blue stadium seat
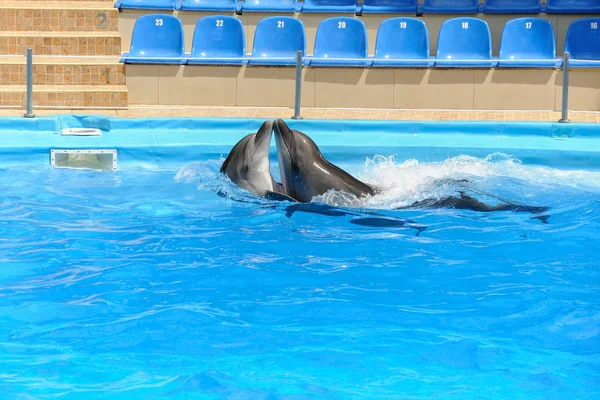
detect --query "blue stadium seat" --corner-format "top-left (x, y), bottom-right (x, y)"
top-left (309, 17), bottom-right (368, 66)
top-left (187, 16), bottom-right (245, 65)
top-left (121, 14), bottom-right (184, 64)
top-left (363, 0), bottom-right (418, 13)
top-left (179, 0), bottom-right (239, 12)
top-left (435, 18), bottom-right (496, 67)
top-left (372, 18), bottom-right (431, 67)
top-left (498, 18), bottom-right (558, 68)
top-left (423, 0), bottom-right (479, 13)
top-left (565, 18), bottom-right (600, 67)
top-left (483, 0), bottom-right (541, 13)
top-left (115, 0), bottom-right (179, 10)
top-left (300, 0), bottom-right (359, 14)
top-left (249, 17), bottom-right (305, 66)
top-left (546, 0), bottom-right (600, 14)
top-left (242, 0), bottom-right (300, 12)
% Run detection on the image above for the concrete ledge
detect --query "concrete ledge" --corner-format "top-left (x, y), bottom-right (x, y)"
top-left (125, 65), bottom-right (600, 111)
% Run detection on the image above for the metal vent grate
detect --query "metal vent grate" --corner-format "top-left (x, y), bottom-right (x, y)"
top-left (51, 149), bottom-right (117, 171)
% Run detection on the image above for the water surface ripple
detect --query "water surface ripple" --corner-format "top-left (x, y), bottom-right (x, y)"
top-left (0, 154), bottom-right (599, 399)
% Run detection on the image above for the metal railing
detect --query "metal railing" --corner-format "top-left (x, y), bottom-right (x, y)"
top-left (559, 52), bottom-right (570, 123)
top-left (15, 49), bottom-right (595, 122)
top-left (23, 48), bottom-right (35, 119)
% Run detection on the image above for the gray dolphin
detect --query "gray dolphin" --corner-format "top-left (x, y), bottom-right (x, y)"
top-left (273, 118), bottom-right (376, 203)
top-left (272, 119), bottom-right (549, 217)
top-left (220, 120), bottom-right (284, 197)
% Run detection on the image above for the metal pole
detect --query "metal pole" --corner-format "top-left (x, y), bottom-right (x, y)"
top-left (23, 48), bottom-right (35, 118)
top-left (558, 52), bottom-right (570, 123)
top-left (292, 50), bottom-right (303, 120)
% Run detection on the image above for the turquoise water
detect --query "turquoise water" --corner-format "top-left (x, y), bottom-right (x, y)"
top-left (1, 150), bottom-right (599, 399)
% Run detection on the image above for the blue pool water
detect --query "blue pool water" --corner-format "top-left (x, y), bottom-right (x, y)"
top-left (0, 117), bottom-right (600, 400)
top-left (1, 144), bottom-right (599, 399)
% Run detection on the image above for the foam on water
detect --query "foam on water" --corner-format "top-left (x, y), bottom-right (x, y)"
top-left (354, 153), bottom-right (600, 208)
top-left (183, 153), bottom-right (600, 210)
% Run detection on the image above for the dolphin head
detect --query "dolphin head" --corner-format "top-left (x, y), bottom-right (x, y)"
top-left (274, 118), bottom-right (376, 203)
top-left (220, 120), bottom-right (274, 197)
top-left (273, 119), bottom-right (324, 201)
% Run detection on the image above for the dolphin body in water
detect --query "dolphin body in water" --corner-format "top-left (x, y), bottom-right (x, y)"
top-left (220, 119), bottom-right (548, 216)
top-left (271, 119), bottom-right (548, 214)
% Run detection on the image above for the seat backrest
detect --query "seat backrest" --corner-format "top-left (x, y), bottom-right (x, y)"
top-left (565, 18), bottom-right (600, 60)
top-left (181, 0), bottom-right (237, 10)
top-left (313, 17), bottom-right (367, 59)
top-left (191, 16), bottom-right (245, 57)
top-left (436, 18), bottom-right (491, 60)
top-left (547, 0), bottom-right (600, 12)
top-left (364, 0), bottom-right (416, 6)
top-left (374, 18), bottom-right (429, 59)
top-left (484, 0), bottom-right (541, 12)
top-left (500, 18), bottom-right (555, 59)
top-left (423, 0), bottom-right (479, 12)
top-left (243, 0), bottom-right (296, 8)
top-left (118, 0), bottom-right (178, 10)
top-left (252, 17), bottom-right (305, 57)
top-left (304, 0), bottom-right (357, 7)
top-left (129, 14), bottom-right (184, 57)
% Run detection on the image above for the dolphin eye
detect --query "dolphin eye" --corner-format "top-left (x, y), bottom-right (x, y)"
top-left (241, 165), bottom-right (249, 175)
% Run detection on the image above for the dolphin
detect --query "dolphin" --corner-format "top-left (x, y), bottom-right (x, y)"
top-left (273, 118), bottom-right (376, 203)
top-left (272, 118), bottom-right (549, 217)
top-left (220, 120), bottom-right (284, 197)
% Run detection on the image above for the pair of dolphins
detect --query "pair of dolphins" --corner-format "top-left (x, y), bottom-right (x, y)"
top-left (220, 119), bottom-right (373, 203)
top-left (220, 119), bottom-right (548, 215)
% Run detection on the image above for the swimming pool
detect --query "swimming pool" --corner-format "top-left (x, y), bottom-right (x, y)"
top-left (1, 116), bottom-right (599, 399)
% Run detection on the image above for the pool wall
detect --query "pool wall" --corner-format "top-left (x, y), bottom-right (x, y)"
top-left (1, 115), bottom-right (599, 170)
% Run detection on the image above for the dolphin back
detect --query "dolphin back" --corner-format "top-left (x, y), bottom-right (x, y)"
top-left (318, 157), bottom-right (377, 197)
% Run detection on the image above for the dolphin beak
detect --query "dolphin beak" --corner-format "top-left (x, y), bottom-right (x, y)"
top-left (255, 120), bottom-right (273, 142)
top-left (273, 119), bottom-right (293, 153)
top-left (254, 120), bottom-right (273, 151)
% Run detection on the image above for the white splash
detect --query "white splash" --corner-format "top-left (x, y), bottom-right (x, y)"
top-left (177, 154), bottom-right (600, 209)
top-left (315, 153), bottom-right (600, 209)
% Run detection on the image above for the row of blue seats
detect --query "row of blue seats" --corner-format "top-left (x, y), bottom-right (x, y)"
top-left (115, 0), bottom-right (600, 14)
top-left (121, 15), bottom-right (600, 67)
